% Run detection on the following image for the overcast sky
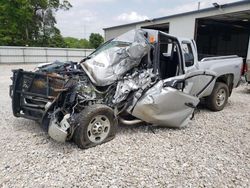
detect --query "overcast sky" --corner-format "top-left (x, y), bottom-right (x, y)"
top-left (55, 0), bottom-right (242, 39)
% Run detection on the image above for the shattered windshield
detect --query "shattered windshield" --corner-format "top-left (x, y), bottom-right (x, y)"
top-left (88, 29), bottom-right (148, 58)
top-left (89, 41), bottom-right (131, 57)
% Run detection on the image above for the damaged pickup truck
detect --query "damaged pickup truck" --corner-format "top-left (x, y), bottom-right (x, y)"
top-left (10, 29), bottom-right (242, 148)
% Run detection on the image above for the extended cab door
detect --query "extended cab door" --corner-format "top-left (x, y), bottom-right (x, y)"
top-left (132, 70), bottom-right (216, 128)
top-left (162, 38), bottom-right (216, 98)
top-left (131, 39), bottom-right (216, 128)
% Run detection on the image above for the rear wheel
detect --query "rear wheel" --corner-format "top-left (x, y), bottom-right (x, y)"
top-left (206, 82), bottom-right (229, 111)
top-left (73, 104), bottom-right (117, 149)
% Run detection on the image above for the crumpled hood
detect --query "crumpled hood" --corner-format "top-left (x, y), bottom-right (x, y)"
top-left (81, 38), bottom-right (151, 86)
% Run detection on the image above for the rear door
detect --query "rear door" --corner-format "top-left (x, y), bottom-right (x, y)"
top-left (167, 70), bottom-right (217, 97)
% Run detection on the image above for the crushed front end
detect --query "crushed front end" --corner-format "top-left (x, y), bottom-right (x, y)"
top-left (10, 67), bottom-right (80, 142)
top-left (10, 69), bottom-right (66, 121)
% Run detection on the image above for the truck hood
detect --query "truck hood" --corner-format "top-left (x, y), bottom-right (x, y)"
top-left (81, 29), bottom-right (152, 86)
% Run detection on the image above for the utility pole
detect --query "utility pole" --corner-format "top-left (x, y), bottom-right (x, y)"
top-left (198, 2), bottom-right (201, 10)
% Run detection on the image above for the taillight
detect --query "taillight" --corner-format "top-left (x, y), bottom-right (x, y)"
top-left (245, 63), bottom-right (248, 73)
top-left (242, 63), bottom-right (248, 75)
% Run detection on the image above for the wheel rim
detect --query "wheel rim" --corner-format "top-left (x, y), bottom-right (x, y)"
top-left (87, 115), bottom-right (110, 143)
top-left (216, 88), bottom-right (226, 107)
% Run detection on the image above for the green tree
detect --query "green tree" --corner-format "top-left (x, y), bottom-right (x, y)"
top-left (48, 28), bottom-right (66, 47)
top-left (79, 38), bottom-right (90, 48)
top-left (89, 33), bottom-right (104, 49)
top-left (0, 0), bottom-right (33, 45)
top-left (64, 37), bottom-right (78, 48)
top-left (0, 0), bottom-right (71, 47)
top-left (64, 37), bottom-right (90, 48)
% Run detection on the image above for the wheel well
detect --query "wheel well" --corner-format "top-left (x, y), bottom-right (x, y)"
top-left (216, 74), bottom-right (234, 96)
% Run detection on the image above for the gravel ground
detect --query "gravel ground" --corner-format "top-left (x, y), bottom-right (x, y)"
top-left (0, 64), bottom-right (249, 187)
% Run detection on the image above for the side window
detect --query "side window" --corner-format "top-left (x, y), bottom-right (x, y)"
top-left (182, 42), bottom-right (194, 67)
top-left (160, 43), bottom-right (173, 57)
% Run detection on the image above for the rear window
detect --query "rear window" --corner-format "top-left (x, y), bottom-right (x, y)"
top-left (182, 42), bottom-right (194, 67)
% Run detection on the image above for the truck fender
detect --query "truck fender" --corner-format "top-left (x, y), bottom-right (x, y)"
top-left (215, 74), bottom-right (234, 96)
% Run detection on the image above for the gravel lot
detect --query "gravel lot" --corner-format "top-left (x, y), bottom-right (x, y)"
top-left (0, 64), bottom-right (249, 187)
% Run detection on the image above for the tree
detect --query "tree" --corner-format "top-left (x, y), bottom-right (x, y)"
top-left (89, 33), bottom-right (104, 49)
top-left (64, 37), bottom-right (90, 48)
top-left (48, 28), bottom-right (66, 47)
top-left (79, 39), bottom-right (90, 48)
top-left (64, 37), bottom-right (79, 48)
top-left (31, 0), bottom-right (71, 47)
top-left (0, 0), bottom-right (33, 46)
top-left (0, 0), bottom-right (71, 47)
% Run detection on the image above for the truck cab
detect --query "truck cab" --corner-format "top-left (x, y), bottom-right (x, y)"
top-left (149, 30), bottom-right (242, 111)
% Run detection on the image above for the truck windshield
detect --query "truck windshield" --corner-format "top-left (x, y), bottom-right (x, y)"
top-left (86, 29), bottom-right (147, 59)
top-left (89, 40), bottom-right (131, 57)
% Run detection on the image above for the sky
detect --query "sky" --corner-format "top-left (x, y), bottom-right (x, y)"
top-left (55, 0), bottom-right (243, 39)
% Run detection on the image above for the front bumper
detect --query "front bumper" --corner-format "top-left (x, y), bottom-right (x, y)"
top-left (10, 69), bottom-right (65, 122)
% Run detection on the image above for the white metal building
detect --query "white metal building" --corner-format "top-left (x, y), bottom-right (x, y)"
top-left (103, 1), bottom-right (250, 62)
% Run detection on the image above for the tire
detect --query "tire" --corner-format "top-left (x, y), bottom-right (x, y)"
top-left (73, 104), bottom-right (117, 149)
top-left (206, 82), bottom-right (229, 111)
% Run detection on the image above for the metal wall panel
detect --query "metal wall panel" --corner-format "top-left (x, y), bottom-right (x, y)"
top-left (47, 56), bottom-right (68, 62)
top-left (47, 49), bottom-right (66, 56)
top-left (68, 57), bottom-right (83, 62)
top-left (24, 56), bottom-right (47, 63)
top-left (0, 46), bottom-right (94, 64)
top-left (67, 50), bottom-right (85, 56)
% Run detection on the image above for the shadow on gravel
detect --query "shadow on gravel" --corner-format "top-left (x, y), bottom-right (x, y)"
top-left (10, 101), bottom-right (214, 150)
top-left (116, 122), bottom-right (187, 136)
top-left (12, 118), bottom-right (42, 132)
top-left (115, 100), bottom-right (220, 136)
top-left (237, 88), bottom-right (250, 94)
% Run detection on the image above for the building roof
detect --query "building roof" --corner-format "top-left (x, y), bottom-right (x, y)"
top-left (103, 0), bottom-right (250, 30)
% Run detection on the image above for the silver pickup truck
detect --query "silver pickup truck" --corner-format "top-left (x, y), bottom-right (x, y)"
top-left (10, 29), bottom-right (242, 149)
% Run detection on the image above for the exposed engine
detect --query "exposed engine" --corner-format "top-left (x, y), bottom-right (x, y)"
top-left (33, 59), bottom-right (156, 142)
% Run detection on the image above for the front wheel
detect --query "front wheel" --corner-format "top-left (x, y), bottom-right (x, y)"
top-left (73, 104), bottom-right (117, 149)
top-left (206, 82), bottom-right (229, 111)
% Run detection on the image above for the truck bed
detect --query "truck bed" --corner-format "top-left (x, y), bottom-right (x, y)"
top-left (199, 55), bottom-right (242, 87)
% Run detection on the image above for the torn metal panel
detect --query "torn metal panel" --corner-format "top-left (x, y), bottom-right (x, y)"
top-left (37, 61), bottom-right (81, 74)
top-left (112, 68), bottom-right (156, 104)
top-left (131, 81), bottom-right (200, 128)
top-left (48, 114), bottom-right (71, 142)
